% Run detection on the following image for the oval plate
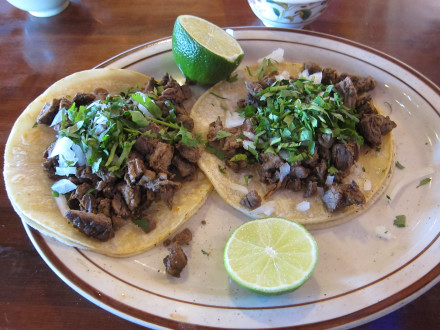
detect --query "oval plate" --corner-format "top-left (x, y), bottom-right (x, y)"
top-left (23, 28), bottom-right (440, 329)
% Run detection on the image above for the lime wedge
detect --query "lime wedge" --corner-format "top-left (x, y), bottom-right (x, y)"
top-left (172, 15), bottom-right (244, 85)
top-left (224, 217), bottom-right (318, 295)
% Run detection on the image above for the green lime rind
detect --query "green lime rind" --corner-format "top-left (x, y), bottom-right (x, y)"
top-left (223, 217), bottom-right (318, 296)
top-left (172, 16), bottom-right (244, 85)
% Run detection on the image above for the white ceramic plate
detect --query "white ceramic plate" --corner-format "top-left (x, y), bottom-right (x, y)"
top-left (23, 28), bottom-right (440, 329)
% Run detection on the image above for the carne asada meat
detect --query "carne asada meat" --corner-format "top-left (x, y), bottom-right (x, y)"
top-left (163, 244), bottom-right (188, 278)
top-left (240, 190), bottom-right (262, 209)
top-left (358, 113), bottom-right (397, 147)
top-left (322, 181), bottom-right (366, 212)
top-left (65, 209), bottom-right (114, 241)
top-left (37, 98), bottom-right (61, 125)
top-left (171, 228), bottom-right (193, 246)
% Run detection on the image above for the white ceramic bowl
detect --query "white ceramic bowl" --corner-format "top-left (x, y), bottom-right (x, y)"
top-left (6, 0), bottom-right (70, 17)
top-left (248, 0), bottom-right (331, 28)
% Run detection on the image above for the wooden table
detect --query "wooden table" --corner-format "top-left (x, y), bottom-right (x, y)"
top-left (1, 0), bottom-right (438, 328)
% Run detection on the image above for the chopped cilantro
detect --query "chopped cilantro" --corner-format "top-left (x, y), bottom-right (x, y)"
top-left (210, 92), bottom-right (227, 99)
top-left (218, 165), bottom-right (226, 174)
top-left (416, 178), bottom-right (431, 188)
top-left (216, 130), bottom-right (233, 139)
top-left (386, 195), bottom-right (391, 200)
top-left (51, 87), bottom-right (200, 177)
top-left (395, 161), bottom-right (405, 169)
top-left (244, 175), bottom-right (253, 185)
top-left (132, 219), bottom-right (150, 232)
top-left (201, 249), bottom-right (210, 256)
top-left (393, 215), bottom-right (406, 227)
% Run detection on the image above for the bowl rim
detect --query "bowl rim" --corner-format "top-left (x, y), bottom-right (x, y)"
top-left (249, 0), bottom-right (329, 5)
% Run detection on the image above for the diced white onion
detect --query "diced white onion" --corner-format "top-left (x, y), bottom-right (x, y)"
top-left (299, 69), bottom-right (322, 84)
top-left (49, 136), bottom-right (73, 158)
top-left (225, 111), bottom-right (244, 128)
top-left (296, 201), bottom-right (310, 212)
top-left (363, 179), bottom-right (372, 191)
top-left (51, 179), bottom-right (77, 194)
top-left (258, 48), bottom-right (284, 64)
top-left (242, 140), bottom-right (255, 151)
top-left (71, 143), bottom-right (86, 166)
top-left (54, 195), bottom-right (70, 216)
top-left (275, 70), bottom-right (290, 81)
top-left (279, 162), bottom-right (291, 183)
top-left (325, 175), bottom-right (334, 185)
top-left (50, 109), bottom-right (63, 127)
top-left (375, 225), bottom-right (392, 240)
top-left (250, 201), bottom-right (275, 216)
top-left (242, 131), bottom-right (256, 141)
top-left (229, 182), bottom-right (249, 194)
top-left (55, 166), bottom-right (77, 176)
top-left (299, 69), bottom-right (310, 79)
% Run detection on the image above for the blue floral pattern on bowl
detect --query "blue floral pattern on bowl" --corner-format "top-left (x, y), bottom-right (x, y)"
top-left (248, 0), bottom-right (330, 28)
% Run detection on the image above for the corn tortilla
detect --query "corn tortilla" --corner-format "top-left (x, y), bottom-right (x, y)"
top-left (190, 62), bottom-right (393, 230)
top-left (4, 68), bottom-right (212, 256)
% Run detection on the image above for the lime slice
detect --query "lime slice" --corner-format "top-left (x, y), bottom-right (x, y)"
top-left (224, 217), bottom-right (318, 295)
top-left (172, 15), bottom-right (244, 85)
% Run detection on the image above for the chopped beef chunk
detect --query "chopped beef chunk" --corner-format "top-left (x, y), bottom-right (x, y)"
top-left (318, 133), bottom-right (335, 149)
top-left (257, 153), bottom-right (284, 185)
top-left (291, 165), bottom-right (310, 179)
top-left (356, 94), bottom-right (378, 116)
top-left (118, 182), bottom-right (141, 211)
top-left (133, 135), bottom-right (158, 156)
top-left (305, 62), bottom-right (322, 74)
top-left (358, 114), bottom-right (397, 147)
top-left (322, 67), bottom-right (338, 85)
top-left (338, 76), bottom-right (358, 108)
top-left (37, 98), bottom-right (60, 125)
top-left (177, 113), bottom-right (194, 130)
top-left (304, 180), bottom-right (318, 197)
top-left (126, 158), bottom-right (147, 183)
top-left (240, 190), bottom-right (262, 209)
top-left (76, 165), bottom-right (100, 184)
top-left (172, 155), bottom-right (196, 177)
top-left (97, 198), bottom-right (112, 217)
top-left (322, 181), bottom-right (366, 212)
top-left (176, 141), bottom-right (200, 163)
top-left (145, 173), bottom-right (181, 209)
top-left (315, 160), bottom-right (328, 183)
top-left (94, 88), bottom-right (109, 100)
top-left (111, 193), bottom-right (131, 218)
top-left (59, 97), bottom-right (72, 111)
top-left (149, 142), bottom-right (174, 172)
top-left (42, 143), bottom-right (59, 180)
top-left (163, 245), bottom-right (188, 277)
top-left (72, 92), bottom-right (96, 106)
top-left (331, 141), bottom-right (360, 171)
top-left (171, 228), bottom-right (193, 246)
top-left (143, 77), bottom-right (157, 93)
top-left (65, 210), bottom-right (114, 241)
top-left (138, 169), bottom-right (157, 185)
top-left (80, 194), bottom-right (98, 213)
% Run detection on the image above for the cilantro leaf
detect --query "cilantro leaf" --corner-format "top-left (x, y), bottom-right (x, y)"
top-left (416, 178), bottom-right (431, 188)
top-left (393, 215), bottom-right (406, 227)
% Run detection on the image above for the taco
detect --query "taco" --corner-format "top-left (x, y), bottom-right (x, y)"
top-left (4, 68), bottom-right (212, 257)
top-left (190, 61), bottom-right (396, 229)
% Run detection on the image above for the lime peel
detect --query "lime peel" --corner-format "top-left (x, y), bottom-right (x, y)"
top-left (224, 217), bottom-right (318, 295)
top-left (172, 15), bottom-right (244, 85)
